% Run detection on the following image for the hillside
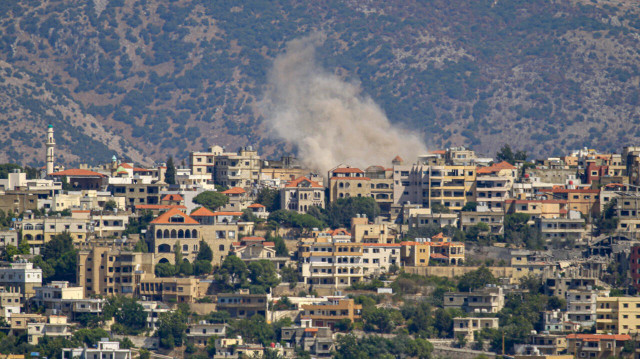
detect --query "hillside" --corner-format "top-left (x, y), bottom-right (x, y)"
top-left (1, 0), bottom-right (639, 166)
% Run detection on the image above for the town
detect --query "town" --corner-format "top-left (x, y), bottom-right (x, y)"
top-left (1, 126), bottom-right (640, 359)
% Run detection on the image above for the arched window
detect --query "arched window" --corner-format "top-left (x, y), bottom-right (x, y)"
top-left (164, 229), bottom-right (170, 238)
top-left (159, 258), bottom-right (170, 263)
top-left (178, 229), bottom-right (184, 239)
top-left (156, 230), bottom-right (162, 238)
top-left (171, 230), bottom-right (177, 238)
top-left (185, 230), bottom-right (191, 238)
top-left (158, 244), bottom-right (171, 253)
top-left (192, 229), bottom-right (198, 238)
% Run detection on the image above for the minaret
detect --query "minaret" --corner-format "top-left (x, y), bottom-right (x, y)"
top-left (46, 125), bottom-right (55, 175)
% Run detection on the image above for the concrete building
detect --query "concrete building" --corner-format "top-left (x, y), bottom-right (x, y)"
top-left (475, 161), bottom-right (517, 210)
top-left (596, 296), bottom-right (640, 334)
top-left (536, 217), bottom-right (586, 243)
top-left (459, 209), bottom-right (504, 235)
top-left (328, 166), bottom-right (370, 202)
top-left (301, 298), bottom-right (362, 329)
top-left (281, 318), bottom-right (334, 356)
top-left (566, 334), bottom-right (630, 359)
top-left (186, 322), bottom-right (227, 346)
top-left (0, 261), bottom-right (42, 299)
top-left (28, 315), bottom-right (72, 345)
top-left (213, 146), bottom-right (261, 188)
top-left (109, 177), bottom-right (166, 209)
top-left (62, 339), bottom-right (132, 359)
top-left (17, 214), bottom-right (90, 249)
top-left (453, 317), bottom-right (499, 341)
top-left (298, 236), bottom-right (363, 287)
top-left (350, 216), bottom-right (395, 244)
top-left (361, 243), bottom-right (400, 276)
top-left (0, 230), bottom-right (18, 250)
top-left (566, 289), bottom-right (598, 329)
top-left (444, 286), bottom-right (505, 314)
top-left (281, 176), bottom-right (325, 214)
top-left (216, 290), bottom-right (269, 319)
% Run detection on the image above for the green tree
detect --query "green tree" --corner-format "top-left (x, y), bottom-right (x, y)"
top-left (496, 144), bottom-right (526, 164)
top-left (104, 200), bottom-right (117, 211)
top-left (174, 241), bottom-right (183, 263)
top-left (157, 310), bottom-right (187, 348)
top-left (104, 296), bottom-right (147, 335)
top-left (194, 260), bottom-right (213, 275)
top-left (217, 255), bottom-right (248, 288)
top-left (457, 267), bottom-right (497, 292)
top-left (461, 201), bottom-right (478, 212)
top-left (431, 202), bottom-right (450, 214)
top-left (326, 197), bottom-right (380, 228)
top-left (133, 239), bottom-right (148, 253)
top-left (594, 200), bottom-right (618, 236)
top-left (256, 187), bottom-right (281, 212)
top-left (248, 260), bottom-right (280, 293)
top-left (34, 232), bottom-right (77, 282)
top-left (193, 191), bottom-right (229, 211)
top-left (196, 240), bottom-right (213, 261)
top-left (165, 156), bottom-right (176, 185)
top-left (155, 262), bottom-right (176, 277)
top-left (18, 238), bottom-right (30, 255)
top-left (279, 265), bottom-right (300, 284)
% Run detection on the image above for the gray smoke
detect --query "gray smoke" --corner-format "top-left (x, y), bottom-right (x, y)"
top-left (261, 33), bottom-right (428, 173)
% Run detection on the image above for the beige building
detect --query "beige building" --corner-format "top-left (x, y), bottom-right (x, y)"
top-left (596, 296), bottom-right (640, 334)
top-left (298, 237), bottom-right (363, 287)
top-left (0, 262), bottom-right (43, 299)
top-left (138, 276), bottom-right (201, 303)
top-left (475, 161), bottom-right (517, 210)
top-left (301, 298), bottom-right (362, 329)
top-left (362, 243), bottom-right (401, 276)
top-left (109, 178), bottom-right (166, 209)
top-left (328, 166), bottom-right (371, 202)
top-left (459, 210), bottom-right (504, 235)
top-left (453, 317), bottom-right (499, 341)
top-left (350, 216), bottom-right (395, 243)
top-left (444, 286), bottom-right (504, 314)
top-left (17, 214), bottom-right (90, 249)
top-left (566, 334), bottom-right (630, 359)
top-left (281, 177), bottom-right (325, 214)
top-left (216, 290), bottom-right (269, 319)
top-left (190, 145), bottom-right (261, 188)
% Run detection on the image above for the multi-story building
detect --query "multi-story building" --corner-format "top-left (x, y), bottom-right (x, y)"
top-left (475, 161), bottom-right (517, 210)
top-left (0, 230), bottom-right (18, 251)
top-left (62, 339), bottom-right (132, 359)
top-left (444, 286), bottom-right (505, 314)
top-left (361, 243), bottom-right (400, 276)
top-left (596, 296), bottom-right (640, 334)
top-left (328, 166), bottom-right (370, 202)
top-left (365, 166), bottom-right (394, 212)
top-left (541, 188), bottom-right (600, 217)
top-left (186, 322), bottom-right (227, 347)
top-left (281, 318), bottom-right (334, 356)
top-left (505, 199), bottom-right (569, 220)
top-left (214, 146), bottom-right (261, 188)
top-left (407, 211), bottom-right (459, 230)
top-left (566, 334), bottom-right (630, 359)
top-left (537, 217), bottom-right (586, 243)
top-left (298, 236), bottom-right (363, 287)
top-left (0, 261), bottom-right (42, 299)
top-left (459, 209), bottom-right (504, 235)
top-left (400, 241), bottom-right (432, 267)
top-left (216, 290), bottom-right (269, 319)
top-left (515, 333), bottom-right (567, 356)
top-left (301, 298), bottom-right (362, 329)
top-left (149, 207), bottom-right (251, 267)
top-left (109, 177), bottom-right (165, 209)
top-left (139, 301), bottom-right (171, 332)
top-left (231, 237), bottom-right (290, 270)
top-left (350, 216), bottom-right (395, 244)
top-left (138, 277), bottom-right (201, 303)
top-left (616, 195), bottom-right (640, 237)
top-left (566, 289), bottom-right (599, 329)
top-left (27, 315), bottom-right (72, 345)
top-left (281, 177), bottom-right (325, 214)
top-left (17, 213), bottom-right (90, 249)
top-left (76, 245), bottom-right (155, 297)
top-left (453, 317), bottom-right (499, 341)
top-left (189, 146), bottom-right (223, 178)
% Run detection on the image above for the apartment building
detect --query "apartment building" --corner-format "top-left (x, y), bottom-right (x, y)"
top-left (139, 301), bottom-right (171, 332)
top-left (365, 166), bottom-right (394, 212)
top-left (214, 146), bottom-right (261, 188)
top-left (566, 289), bottom-right (598, 328)
top-left (109, 177), bottom-right (165, 209)
top-left (616, 195), bottom-right (640, 237)
top-left (281, 319), bottom-right (334, 356)
top-left (453, 317), bottom-right (499, 341)
top-left (27, 315), bottom-right (72, 345)
top-left (301, 298), bottom-right (362, 329)
top-left (541, 188), bottom-right (600, 217)
top-left (281, 176), bottom-right (325, 214)
top-left (186, 322), bottom-right (227, 346)
top-left (0, 230), bottom-right (18, 251)
top-left (189, 146), bottom-right (223, 178)
top-left (17, 214), bottom-right (90, 249)
top-left (566, 334), bottom-right (630, 359)
top-left (216, 290), bottom-right (269, 319)
top-left (537, 217), bottom-right (586, 243)
top-left (138, 277), bottom-right (201, 303)
top-left (475, 161), bottom-right (517, 210)
top-left (0, 261), bottom-right (42, 299)
top-left (400, 241), bottom-right (432, 266)
top-left (62, 339), bottom-right (132, 359)
top-left (444, 286), bottom-right (505, 314)
top-left (596, 296), bottom-right (640, 334)
top-left (231, 237), bottom-right (289, 270)
top-left (459, 209), bottom-right (504, 235)
top-left (505, 199), bottom-right (569, 220)
top-left (350, 216), bottom-right (395, 243)
top-left (407, 211), bottom-right (459, 229)
top-left (298, 237), bottom-right (363, 287)
top-left (76, 245), bottom-right (155, 297)
top-left (361, 243), bottom-right (400, 276)
top-left (515, 333), bottom-right (567, 356)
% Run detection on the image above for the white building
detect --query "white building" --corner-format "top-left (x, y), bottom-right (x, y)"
top-left (62, 339), bottom-right (132, 359)
top-left (0, 261), bottom-right (42, 298)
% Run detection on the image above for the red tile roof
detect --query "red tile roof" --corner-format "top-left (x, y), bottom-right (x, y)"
top-left (222, 187), bottom-right (246, 194)
top-left (242, 236), bottom-right (265, 241)
top-left (431, 253), bottom-right (449, 259)
top-left (134, 167), bottom-right (152, 172)
top-left (150, 208), bottom-right (198, 225)
top-left (545, 188), bottom-right (600, 194)
top-left (393, 155), bottom-right (404, 162)
top-left (162, 194), bottom-right (184, 201)
top-left (136, 204), bottom-right (186, 210)
top-left (211, 211), bottom-right (244, 216)
top-left (330, 177), bottom-right (371, 181)
top-left (49, 169), bottom-right (105, 177)
top-left (327, 228), bottom-right (351, 236)
top-left (120, 163), bottom-right (133, 169)
top-left (477, 161), bottom-right (516, 174)
top-left (248, 203), bottom-right (266, 208)
top-left (285, 176), bottom-right (323, 188)
top-left (190, 207), bottom-right (215, 216)
top-left (363, 243), bottom-right (401, 247)
top-left (429, 150), bottom-right (446, 155)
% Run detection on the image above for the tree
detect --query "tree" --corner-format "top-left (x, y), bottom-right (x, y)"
top-left (217, 255), bottom-right (248, 288)
top-left (457, 267), bottom-right (498, 292)
top-left (461, 201), bottom-right (478, 212)
top-left (105, 296), bottom-right (147, 335)
top-left (193, 191), bottom-right (229, 211)
top-left (248, 260), bottom-right (280, 293)
top-left (157, 310), bottom-right (187, 348)
top-left (256, 188), bottom-right (281, 212)
top-left (326, 197), bottom-right (380, 228)
top-left (1, 245), bottom-right (18, 262)
top-left (270, 236), bottom-right (288, 257)
top-left (194, 260), bottom-right (213, 275)
top-left (279, 265), bottom-right (300, 284)
top-left (174, 241), bottom-right (183, 264)
top-left (133, 239), bottom-right (148, 253)
top-left (595, 200), bottom-right (618, 236)
top-left (18, 238), bottom-right (30, 255)
top-left (155, 262), bottom-right (176, 277)
top-left (431, 203), bottom-right (450, 214)
top-left (165, 156), bottom-right (176, 185)
top-left (179, 261), bottom-right (193, 276)
top-left (196, 241), bottom-right (213, 261)
top-left (35, 232), bottom-right (77, 282)
top-left (104, 200), bottom-right (117, 211)
top-left (496, 144), bottom-right (527, 164)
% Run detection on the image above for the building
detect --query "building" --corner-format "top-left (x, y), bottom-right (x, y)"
top-left (17, 213), bottom-right (90, 249)
top-left (596, 296), bottom-right (640, 334)
top-left (109, 178), bottom-right (166, 209)
top-left (566, 288), bottom-right (599, 329)
top-left (62, 339), bottom-right (132, 359)
top-left (231, 237), bottom-right (289, 270)
top-left (138, 276), bottom-right (201, 303)
top-left (361, 243), bottom-right (401, 276)
top-left (281, 318), bottom-right (334, 356)
top-left (444, 286), bottom-right (505, 314)
top-left (350, 216), bottom-right (395, 244)
top-left (139, 301), bottom-right (171, 332)
top-left (27, 315), bottom-right (72, 345)
top-left (459, 209), bottom-right (504, 235)
top-left (0, 261), bottom-right (42, 299)
top-left (216, 290), bottom-right (269, 319)
top-left (541, 188), bottom-right (600, 217)
top-left (281, 176), bottom-right (325, 214)
top-left (475, 161), bottom-right (517, 210)
top-left (213, 146), bottom-right (261, 188)
top-left (453, 317), bottom-right (499, 341)
top-left (505, 199), bottom-right (568, 220)
top-left (616, 195), bottom-right (640, 238)
top-left (301, 298), bottom-right (362, 329)
top-left (566, 334), bottom-right (630, 359)
top-left (328, 166), bottom-right (370, 202)
top-left (76, 245), bottom-right (155, 297)
top-left (186, 322), bottom-right (227, 346)
top-left (298, 236), bottom-right (363, 287)
top-left (536, 217), bottom-right (586, 243)
top-left (0, 230), bottom-right (18, 250)
top-left (49, 169), bottom-right (107, 191)
top-left (515, 333), bottom-right (567, 356)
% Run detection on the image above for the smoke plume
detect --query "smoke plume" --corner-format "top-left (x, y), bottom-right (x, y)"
top-left (261, 33), bottom-right (427, 173)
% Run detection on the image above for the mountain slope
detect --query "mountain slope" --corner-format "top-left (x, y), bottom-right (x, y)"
top-left (0, 0), bottom-right (639, 165)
